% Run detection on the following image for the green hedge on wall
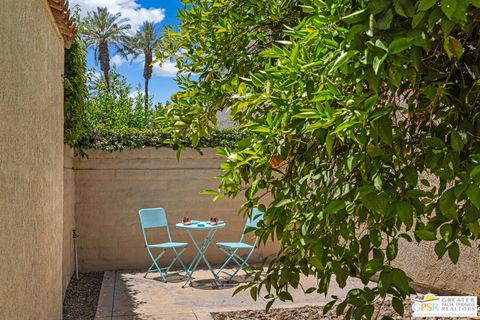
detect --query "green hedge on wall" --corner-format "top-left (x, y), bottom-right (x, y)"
top-left (75, 127), bottom-right (245, 152)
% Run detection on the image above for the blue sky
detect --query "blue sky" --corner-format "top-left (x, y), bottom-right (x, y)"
top-left (71, 0), bottom-right (182, 104)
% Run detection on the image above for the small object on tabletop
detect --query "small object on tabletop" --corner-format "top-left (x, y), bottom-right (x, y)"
top-left (210, 217), bottom-right (219, 225)
top-left (182, 216), bottom-right (191, 225)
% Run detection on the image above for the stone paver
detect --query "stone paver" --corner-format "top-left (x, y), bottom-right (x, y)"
top-left (96, 268), bottom-right (368, 319)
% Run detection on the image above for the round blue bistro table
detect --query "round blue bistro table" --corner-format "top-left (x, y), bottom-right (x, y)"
top-left (176, 220), bottom-right (225, 287)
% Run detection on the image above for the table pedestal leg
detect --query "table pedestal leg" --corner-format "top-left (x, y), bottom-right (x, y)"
top-left (182, 229), bottom-right (222, 288)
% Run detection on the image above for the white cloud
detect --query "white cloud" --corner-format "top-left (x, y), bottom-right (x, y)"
top-left (111, 54), bottom-right (126, 67)
top-left (128, 90), bottom-right (142, 98)
top-left (153, 60), bottom-right (179, 78)
top-left (110, 53), bottom-right (179, 78)
top-left (71, 0), bottom-right (165, 32)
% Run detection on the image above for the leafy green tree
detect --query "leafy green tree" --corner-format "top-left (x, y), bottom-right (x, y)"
top-left (124, 21), bottom-right (162, 110)
top-left (82, 7), bottom-right (131, 90)
top-left (84, 70), bottom-right (157, 130)
top-left (64, 5), bottom-right (88, 146)
top-left (159, 0), bottom-right (480, 317)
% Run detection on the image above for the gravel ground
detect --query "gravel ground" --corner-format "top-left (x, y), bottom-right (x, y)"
top-left (212, 297), bottom-right (479, 320)
top-left (63, 272), bottom-right (103, 320)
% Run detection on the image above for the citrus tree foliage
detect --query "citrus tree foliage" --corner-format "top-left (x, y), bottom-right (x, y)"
top-left (159, 0), bottom-right (480, 317)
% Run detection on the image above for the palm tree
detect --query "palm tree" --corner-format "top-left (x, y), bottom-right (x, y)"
top-left (125, 21), bottom-right (161, 109)
top-left (82, 7), bottom-right (131, 90)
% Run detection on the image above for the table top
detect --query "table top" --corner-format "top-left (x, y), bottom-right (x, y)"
top-left (175, 220), bottom-right (226, 230)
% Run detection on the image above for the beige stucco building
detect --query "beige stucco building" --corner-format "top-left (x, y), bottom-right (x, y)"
top-left (0, 1), bottom-right (73, 319)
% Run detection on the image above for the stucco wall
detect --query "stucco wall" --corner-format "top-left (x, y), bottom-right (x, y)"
top-left (0, 1), bottom-right (64, 319)
top-left (395, 240), bottom-right (480, 295)
top-left (74, 148), bottom-right (279, 272)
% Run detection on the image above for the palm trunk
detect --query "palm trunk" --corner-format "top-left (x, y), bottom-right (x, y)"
top-left (99, 41), bottom-right (110, 91)
top-left (144, 77), bottom-right (149, 110)
top-left (144, 51), bottom-right (153, 111)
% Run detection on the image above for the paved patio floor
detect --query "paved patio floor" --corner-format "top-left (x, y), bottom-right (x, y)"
top-left (94, 268), bottom-right (369, 320)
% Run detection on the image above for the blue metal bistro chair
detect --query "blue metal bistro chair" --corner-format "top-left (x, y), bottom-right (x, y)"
top-left (138, 208), bottom-right (188, 282)
top-left (216, 208), bottom-right (264, 282)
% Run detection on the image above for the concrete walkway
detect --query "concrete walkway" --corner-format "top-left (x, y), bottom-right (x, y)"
top-left (94, 268), bottom-right (368, 320)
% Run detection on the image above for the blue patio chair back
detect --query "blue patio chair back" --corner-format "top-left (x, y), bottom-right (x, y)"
top-left (240, 208), bottom-right (264, 245)
top-left (245, 208), bottom-right (264, 229)
top-left (138, 208), bottom-right (172, 245)
top-left (139, 208), bottom-right (168, 228)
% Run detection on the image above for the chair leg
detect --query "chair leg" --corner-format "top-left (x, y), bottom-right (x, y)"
top-left (228, 249), bottom-right (255, 282)
top-left (145, 249), bottom-right (167, 282)
top-left (216, 248), bottom-right (239, 277)
top-left (172, 247), bottom-right (189, 274)
top-left (166, 247), bottom-right (188, 274)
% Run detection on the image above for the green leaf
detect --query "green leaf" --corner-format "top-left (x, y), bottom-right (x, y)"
top-left (326, 132), bottom-right (335, 157)
top-left (275, 199), bottom-right (293, 207)
top-left (369, 0), bottom-right (393, 14)
top-left (238, 82), bottom-right (247, 96)
top-left (392, 297), bottom-right (405, 316)
top-left (388, 66), bottom-right (402, 88)
top-left (278, 291), bottom-right (293, 301)
top-left (378, 271), bottom-right (392, 296)
top-left (376, 9), bottom-right (394, 30)
top-left (363, 258), bottom-right (383, 273)
top-left (466, 185), bottom-right (480, 209)
top-left (310, 254), bottom-right (324, 269)
top-left (395, 0), bottom-right (415, 17)
top-left (439, 188), bottom-right (456, 217)
top-left (418, 0), bottom-right (437, 10)
top-left (441, 17), bottom-right (456, 36)
top-left (325, 199), bottom-right (347, 213)
top-left (341, 9), bottom-right (368, 23)
top-left (373, 54), bottom-right (387, 74)
top-left (412, 11), bottom-right (428, 28)
top-left (305, 287), bottom-right (317, 294)
top-left (391, 268), bottom-right (410, 292)
top-left (403, 166), bottom-right (418, 186)
top-left (291, 43), bottom-right (300, 67)
top-left (450, 130), bottom-right (464, 151)
top-left (388, 37), bottom-right (415, 54)
top-left (200, 188), bottom-right (218, 195)
top-left (441, 0), bottom-right (457, 19)
top-left (377, 116), bottom-right (393, 146)
top-left (266, 299), bottom-right (275, 312)
top-left (330, 51), bottom-right (357, 72)
top-left (423, 136), bottom-right (446, 148)
top-left (448, 242), bottom-right (459, 263)
top-left (250, 286), bottom-right (258, 301)
top-left (323, 300), bottom-right (337, 314)
top-left (440, 224), bottom-right (453, 242)
top-left (435, 240), bottom-right (448, 259)
top-left (415, 229), bottom-right (437, 241)
top-left (452, 0), bottom-right (468, 22)
top-left (471, 0), bottom-right (480, 8)
top-left (386, 240), bottom-right (398, 260)
top-left (397, 201), bottom-right (414, 229)
top-left (444, 36), bottom-right (464, 59)
top-left (470, 166), bottom-right (480, 180)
